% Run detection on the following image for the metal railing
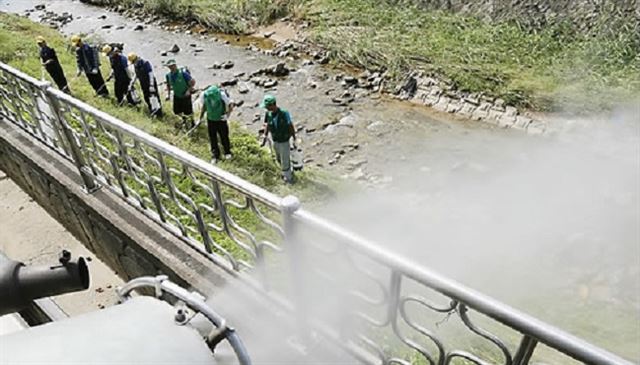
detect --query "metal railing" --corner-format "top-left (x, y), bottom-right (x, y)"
top-left (0, 61), bottom-right (632, 365)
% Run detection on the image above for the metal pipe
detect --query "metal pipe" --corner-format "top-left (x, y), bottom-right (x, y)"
top-left (0, 250), bottom-right (90, 316)
top-left (117, 276), bottom-right (252, 365)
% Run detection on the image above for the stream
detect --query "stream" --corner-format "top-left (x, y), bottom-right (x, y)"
top-left (1, 0), bottom-right (638, 362)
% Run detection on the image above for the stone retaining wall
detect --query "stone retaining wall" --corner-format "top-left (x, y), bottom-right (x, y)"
top-left (0, 120), bottom-right (232, 294)
top-left (396, 72), bottom-right (548, 134)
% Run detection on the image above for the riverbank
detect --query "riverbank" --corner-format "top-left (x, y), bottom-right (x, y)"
top-left (81, 0), bottom-right (639, 113)
top-left (1, 6), bottom-right (638, 363)
top-left (5, 1), bottom-right (519, 193)
top-left (0, 11), bottom-right (335, 202)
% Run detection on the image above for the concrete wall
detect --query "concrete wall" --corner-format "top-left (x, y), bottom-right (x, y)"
top-left (0, 119), bottom-right (233, 294)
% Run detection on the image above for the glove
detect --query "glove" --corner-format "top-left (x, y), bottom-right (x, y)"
top-left (90, 68), bottom-right (98, 75)
top-left (149, 86), bottom-right (156, 93)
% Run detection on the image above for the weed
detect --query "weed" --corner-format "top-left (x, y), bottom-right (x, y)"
top-left (80, 0), bottom-right (639, 111)
top-left (0, 11), bottom-right (333, 266)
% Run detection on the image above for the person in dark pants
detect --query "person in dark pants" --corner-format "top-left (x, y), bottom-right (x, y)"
top-left (71, 35), bottom-right (108, 97)
top-left (198, 85), bottom-right (233, 164)
top-left (36, 36), bottom-right (70, 93)
top-left (164, 59), bottom-right (195, 128)
top-left (103, 45), bottom-right (136, 106)
top-left (128, 53), bottom-right (163, 117)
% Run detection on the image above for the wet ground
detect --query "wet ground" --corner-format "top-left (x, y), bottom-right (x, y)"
top-left (1, 1), bottom-right (638, 362)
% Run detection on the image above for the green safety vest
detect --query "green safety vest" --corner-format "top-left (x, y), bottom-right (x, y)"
top-left (203, 86), bottom-right (225, 121)
top-left (266, 108), bottom-right (291, 143)
top-left (166, 69), bottom-right (189, 98)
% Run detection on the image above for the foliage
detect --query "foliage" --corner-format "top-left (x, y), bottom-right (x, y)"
top-left (84, 0), bottom-right (306, 34)
top-left (81, 0), bottom-right (639, 111)
top-left (0, 11), bottom-right (331, 199)
top-left (0, 11), bottom-right (335, 264)
top-left (304, 0), bottom-right (639, 111)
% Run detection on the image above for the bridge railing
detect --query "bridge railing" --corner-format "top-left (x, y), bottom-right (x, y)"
top-left (0, 61), bottom-right (632, 365)
top-left (0, 62), bottom-right (285, 276)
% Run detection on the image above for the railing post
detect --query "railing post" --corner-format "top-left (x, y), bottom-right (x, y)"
top-left (41, 87), bottom-right (100, 193)
top-left (513, 335), bottom-right (538, 365)
top-left (281, 195), bottom-right (310, 347)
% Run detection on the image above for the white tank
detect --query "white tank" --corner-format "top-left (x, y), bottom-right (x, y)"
top-left (0, 296), bottom-right (217, 364)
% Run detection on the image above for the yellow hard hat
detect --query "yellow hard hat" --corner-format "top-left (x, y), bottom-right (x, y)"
top-left (36, 36), bottom-right (46, 44)
top-left (70, 34), bottom-right (81, 46)
top-left (127, 52), bottom-right (138, 63)
top-left (101, 45), bottom-right (112, 55)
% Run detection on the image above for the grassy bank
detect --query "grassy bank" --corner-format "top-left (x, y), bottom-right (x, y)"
top-left (0, 11), bottom-right (335, 263)
top-left (0, 11), bottom-right (332, 201)
top-left (306, 0), bottom-right (639, 111)
top-left (82, 0), bottom-right (304, 34)
top-left (83, 0), bottom-right (639, 112)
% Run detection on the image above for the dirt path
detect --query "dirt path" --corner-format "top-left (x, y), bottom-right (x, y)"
top-left (0, 169), bottom-right (123, 316)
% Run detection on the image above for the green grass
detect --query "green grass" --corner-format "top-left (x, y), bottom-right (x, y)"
top-left (2, 11), bottom-right (637, 363)
top-left (85, 0), bottom-right (305, 34)
top-left (82, 0), bottom-right (639, 112)
top-left (305, 0), bottom-right (639, 111)
top-left (0, 11), bottom-right (334, 267)
top-left (0, 11), bottom-right (332, 199)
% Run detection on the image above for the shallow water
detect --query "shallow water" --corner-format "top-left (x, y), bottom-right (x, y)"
top-left (1, 0), bottom-right (506, 184)
top-left (2, 0), bottom-right (638, 361)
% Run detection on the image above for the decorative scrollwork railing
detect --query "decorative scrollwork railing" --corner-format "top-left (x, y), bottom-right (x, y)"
top-left (0, 61), bottom-right (632, 365)
top-left (290, 209), bottom-right (633, 365)
top-left (0, 62), bottom-right (284, 276)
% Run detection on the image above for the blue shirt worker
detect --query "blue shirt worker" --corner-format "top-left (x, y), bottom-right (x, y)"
top-left (36, 36), bottom-right (70, 93)
top-left (71, 35), bottom-right (108, 97)
top-left (198, 86), bottom-right (233, 164)
top-left (165, 59), bottom-right (196, 128)
top-left (103, 45), bottom-right (136, 106)
top-left (128, 53), bottom-right (163, 117)
top-left (260, 95), bottom-right (297, 184)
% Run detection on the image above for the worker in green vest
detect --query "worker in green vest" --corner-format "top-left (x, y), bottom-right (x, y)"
top-left (260, 95), bottom-right (297, 184)
top-left (198, 85), bottom-right (234, 164)
top-left (164, 59), bottom-right (196, 128)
